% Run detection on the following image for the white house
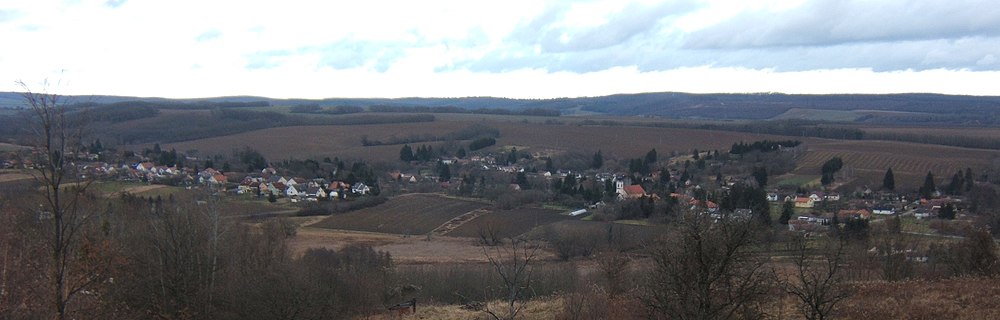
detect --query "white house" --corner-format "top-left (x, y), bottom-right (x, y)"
top-left (285, 184), bottom-right (303, 198)
top-left (352, 182), bottom-right (371, 195)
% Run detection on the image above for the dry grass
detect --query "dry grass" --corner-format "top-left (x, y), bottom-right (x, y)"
top-left (837, 278), bottom-right (1000, 319)
top-left (312, 194), bottom-right (487, 235)
top-left (288, 227), bottom-right (559, 264)
top-left (363, 296), bottom-right (565, 320)
top-left (446, 207), bottom-right (573, 238)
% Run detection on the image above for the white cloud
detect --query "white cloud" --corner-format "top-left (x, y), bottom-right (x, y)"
top-left (2, 0), bottom-right (1000, 98)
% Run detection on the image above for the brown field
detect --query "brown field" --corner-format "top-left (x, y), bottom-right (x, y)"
top-left (286, 227), bottom-right (528, 264)
top-left (446, 207), bottom-right (575, 238)
top-left (0, 170), bottom-right (33, 183)
top-left (793, 139), bottom-right (999, 189)
top-left (311, 193), bottom-right (487, 235)
top-left (164, 116), bottom-right (804, 161)
top-left (159, 115), bottom-right (1000, 191)
top-left (369, 277), bottom-right (1000, 319)
top-left (861, 126), bottom-right (1000, 139)
top-left (0, 142), bottom-right (29, 152)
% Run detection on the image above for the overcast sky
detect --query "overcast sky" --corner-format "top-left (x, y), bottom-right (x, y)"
top-left (2, 0), bottom-right (1000, 98)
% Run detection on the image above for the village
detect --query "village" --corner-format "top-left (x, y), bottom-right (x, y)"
top-left (1, 138), bottom-right (969, 241)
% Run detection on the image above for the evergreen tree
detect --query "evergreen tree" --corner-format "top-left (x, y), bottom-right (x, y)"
top-left (399, 145), bottom-right (414, 162)
top-left (779, 200), bottom-right (794, 225)
top-left (920, 171), bottom-right (936, 199)
top-left (948, 170), bottom-right (965, 195)
top-left (516, 171), bottom-right (528, 189)
top-left (939, 203), bottom-right (956, 220)
top-left (965, 168), bottom-right (975, 192)
top-left (883, 167), bottom-right (895, 191)
top-left (645, 148), bottom-right (658, 165)
top-left (507, 147), bottom-right (518, 165)
top-left (437, 161), bottom-right (451, 182)
top-left (591, 150), bottom-right (604, 169)
top-left (456, 147), bottom-right (466, 159)
top-left (752, 166), bottom-right (768, 186)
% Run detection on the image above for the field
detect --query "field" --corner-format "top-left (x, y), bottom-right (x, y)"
top-left (792, 139), bottom-right (999, 189)
top-left (163, 115), bottom-right (807, 161)
top-left (0, 142), bottom-right (28, 152)
top-left (312, 194), bottom-right (487, 235)
top-left (773, 108), bottom-right (862, 122)
top-left (861, 126), bottom-right (1000, 139)
top-left (445, 207), bottom-right (574, 238)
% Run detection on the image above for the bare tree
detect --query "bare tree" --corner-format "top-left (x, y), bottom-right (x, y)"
top-left (644, 211), bottom-right (773, 320)
top-left (782, 236), bottom-right (853, 320)
top-left (482, 237), bottom-right (538, 320)
top-left (19, 81), bottom-right (102, 319)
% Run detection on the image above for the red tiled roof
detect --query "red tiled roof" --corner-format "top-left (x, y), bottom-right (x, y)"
top-left (623, 185), bottom-right (646, 195)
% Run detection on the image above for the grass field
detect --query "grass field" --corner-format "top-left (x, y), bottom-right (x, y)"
top-left (312, 194), bottom-right (487, 235)
top-left (446, 207), bottom-right (574, 238)
top-left (774, 174), bottom-right (819, 188)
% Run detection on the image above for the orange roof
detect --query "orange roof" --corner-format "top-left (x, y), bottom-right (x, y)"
top-left (213, 174), bottom-right (227, 183)
top-left (795, 197), bottom-right (812, 203)
top-left (623, 185), bottom-right (646, 195)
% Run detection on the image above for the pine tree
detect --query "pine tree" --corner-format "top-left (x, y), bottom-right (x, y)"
top-left (939, 203), bottom-right (956, 219)
top-left (591, 150), bottom-right (604, 169)
top-left (883, 167), bottom-right (895, 191)
top-left (965, 168), bottom-right (975, 192)
top-left (780, 200), bottom-right (794, 225)
top-left (920, 171), bottom-right (936, 199)
top-left (399, 145), bottom-right (414, 162)
top-left (645, 148), bottom-right (658, 165)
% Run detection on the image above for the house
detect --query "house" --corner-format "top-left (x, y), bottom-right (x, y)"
top-left (837, 209), bottom-right (871, 220)
top-left (352, 182), bottom-right (371, 195)
top-left (788, 219), bottom-right (827, 233)
top-left (689, 199), bottom-right (719, 213)
top-left (269, 182), bottom-right (286, 196)
top-left (305, 186), bottom-right (327, 199)
top-left (825, 193), bottom-right (841, 201)
top-left (914, 208), bottom-right (935, 219)
top-left (767, 193), bottom-right (780, 202)
top-left (794, 196), bottom-right (815, 208)
top-left (285, 184), bottom-right (303, 198)
top-left (809, 193), bottom-right (824, 202)
top-left (618, 184), bottom-right (647, 199)
top-left (872, 206), bottom-right (895, 215)
top-left (135, 162), bottom-right (154, 172)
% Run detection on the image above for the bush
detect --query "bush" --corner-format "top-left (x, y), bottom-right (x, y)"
top-left (469, 137), bottom-right (496, 151)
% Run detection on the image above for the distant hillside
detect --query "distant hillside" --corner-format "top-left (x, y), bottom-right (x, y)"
top-left (3, 91), bottom-right (1000, 125)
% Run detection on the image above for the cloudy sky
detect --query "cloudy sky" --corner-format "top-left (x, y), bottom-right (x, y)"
top-left (2, 0), bottom-right (1000, 98)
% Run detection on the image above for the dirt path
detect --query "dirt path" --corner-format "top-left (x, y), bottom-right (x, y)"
top-left (430, 208), bottom-right (489, 236)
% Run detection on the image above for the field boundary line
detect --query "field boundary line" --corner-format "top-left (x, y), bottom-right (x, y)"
top-left (430, 209), bottom-right (490, 236)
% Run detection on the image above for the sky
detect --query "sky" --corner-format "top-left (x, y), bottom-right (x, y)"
top-left (2, 0), bottom-right (1000, 99)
